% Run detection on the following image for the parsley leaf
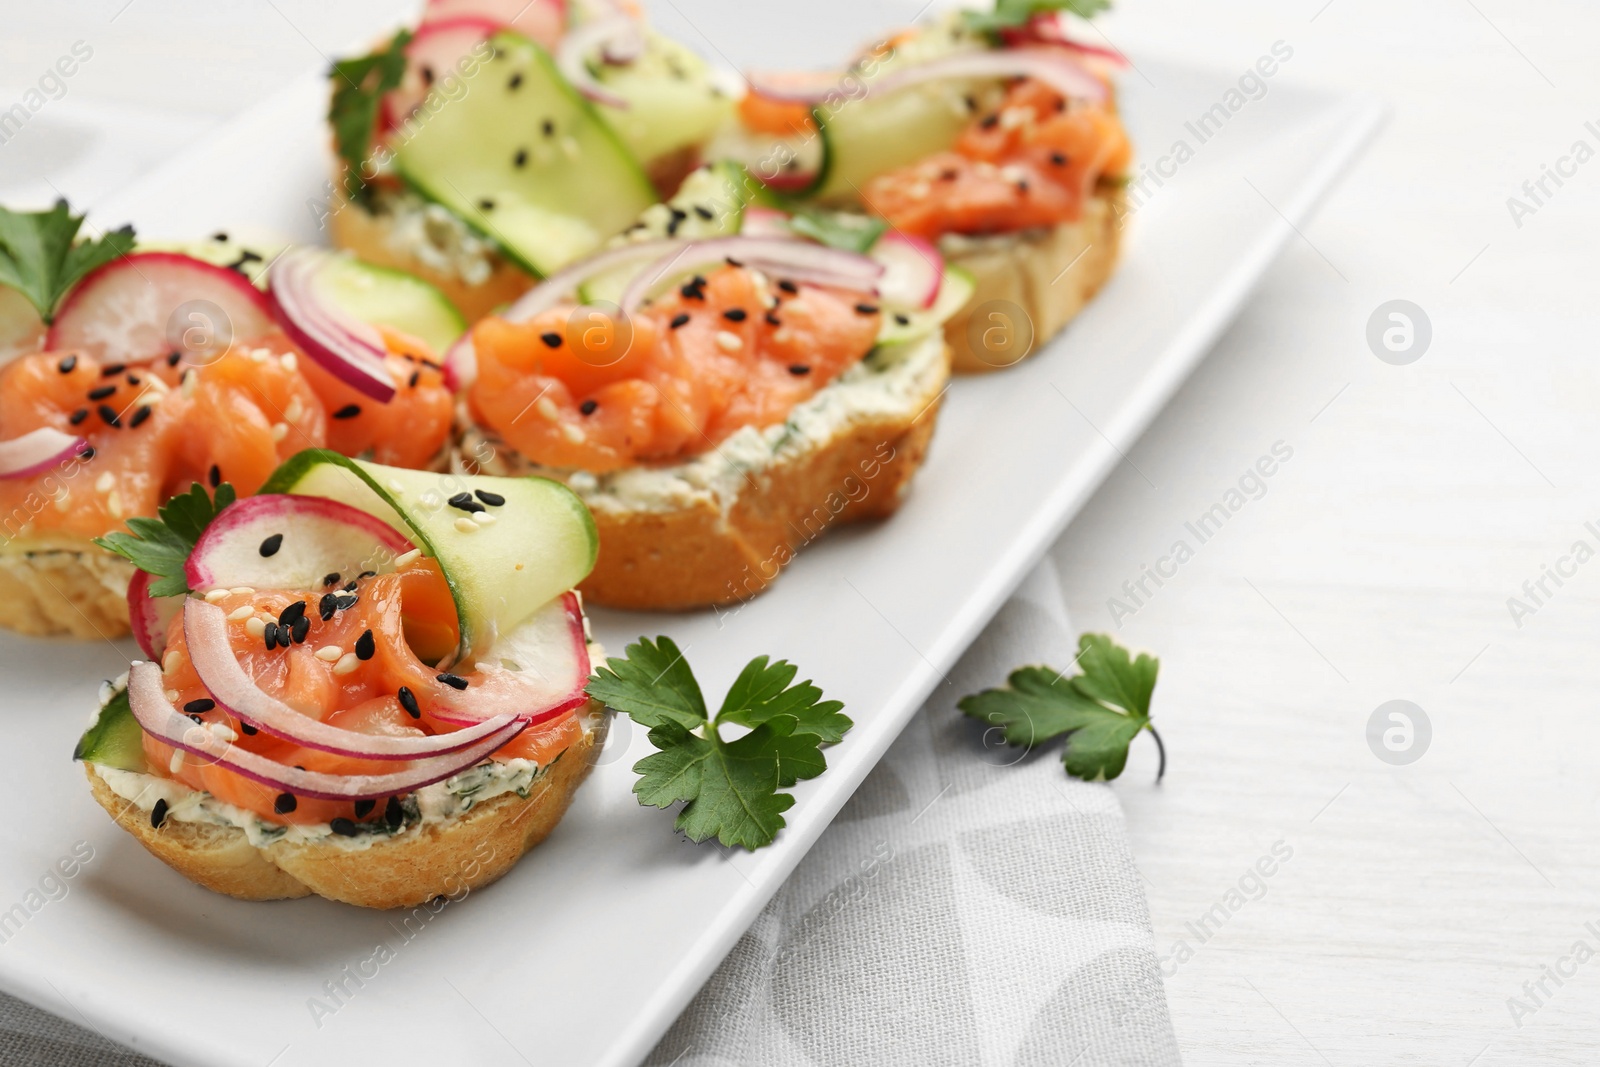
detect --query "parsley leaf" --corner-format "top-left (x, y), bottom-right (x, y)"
top-left (329, 29), bottom-right (412, 208)
top-left (963, 0), bottom-right (1113, 35)
top-left (959, 633), bottom-right (1163, 782)
top-left (787, 208), bottom-right (889, 255)
top-left (93, 481), bottom-right (236, 598)
top-left (588, 639), bottom-right (853, 850)
top-left (0, 201), bottom-right (136, 323)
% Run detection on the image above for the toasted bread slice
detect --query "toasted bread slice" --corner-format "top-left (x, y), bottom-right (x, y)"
top-left (459, 332), bottom-right (950, 611)
top-left (0, 542), bottom-right (133, 639)
top-left (941, 187), bottom-right (1125, 373)
top-left (85, 703), bottom-right (606, 910)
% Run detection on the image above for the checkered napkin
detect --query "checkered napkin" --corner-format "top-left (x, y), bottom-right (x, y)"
top-left (0, 560), bottom-right (1179, 1067)
top-left (644, 559), bottom-right (1181, 1067)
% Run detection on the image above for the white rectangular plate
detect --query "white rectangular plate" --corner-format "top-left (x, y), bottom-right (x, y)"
top-left (0, 38), bottom-right (1381, 1067)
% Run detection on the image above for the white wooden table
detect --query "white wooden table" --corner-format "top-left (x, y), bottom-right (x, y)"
top-left (6, 1), bottom-right (1597, 1063)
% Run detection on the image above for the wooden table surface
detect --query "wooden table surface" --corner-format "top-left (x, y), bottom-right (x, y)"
top-left (5, 1), bottom-right (1596, 1064)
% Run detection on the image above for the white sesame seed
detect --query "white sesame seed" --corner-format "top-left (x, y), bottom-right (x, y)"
top-left (181, 371), bottom-right (198, 396)
top-left (559, 424), bottom-right (585, 445)
top-left (94, 472), bottom-right (114, 493)
top-left (716, 330), bottom-right (743, 352)
top-left (53, 492), bottom-right (70, 512)
top-left (249, 348), bottom-right (268, 363)
top-left (169, 751), bottom-right (185, 774)
top-left (909, 181), bottom-right (931, 201)
top-left (105, 490), bottom-right (123, 518)
top-left (999, 106), bottom-right (1030, 130)
top-left (280, 352), bottom-right (297, 373)
top-left (284, 397), bottom-right (303, 422)
top-left (536, 396), bottom-right (559, 420)
top-left (209, 722), bottom-right (237, 743)
top-left (454, 517), bottom-right (479, 534)
top-left (561, 135), bottom-right (580, 159)
top-left (245, 617), bottom-right (266, 638)
top-left (387, 479), bottom-right (405, 494)
top-left (230, 587), bottom-right (255, 595)
top-left (271, 422), bottom-right (288, 442)
top-left (227, 605), bottom-right (254, 621)
top-left (314, 645), bottom-right (343, 662)
top-left (204, 589), bottom-right (230, 603)
top-left (165, 689), bottom-right (179, 703)
top-left (394, 548), bottom-right (421, 568)
top-left (162, 650), bottom-right (183, 674)
top-left (333, 653), bottom-right (361, 676)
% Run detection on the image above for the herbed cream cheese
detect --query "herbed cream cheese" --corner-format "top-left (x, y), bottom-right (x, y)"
top-left (458, 330), bottom-right (947, 515)
top-left (370, 186), bottom-right (500, 287)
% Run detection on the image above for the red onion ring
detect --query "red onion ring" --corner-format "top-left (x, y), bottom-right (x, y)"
top-left (747, 47), bottom-right (1107, 107)
top-left (424, 592), bottom-right (593, 727)
top-left (501, 238), bottom-right (681, 323)
top-left (126, 661), bottom-right (526, 801)
top-left (619, 236), bottom-right (883, 316)
top-left (0, 426), bottom-right (90, 480)
top-left (558, 16), bottom-right (641, 108)
top-left (267, 247), bottom-right (397, 403)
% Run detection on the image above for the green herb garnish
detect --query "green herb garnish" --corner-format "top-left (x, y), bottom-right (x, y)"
top-left (328, 29), bottom-right (412, 207)
top-left (963, 0), bottom-right (1113, 36)
top-left (960, 633), bottom-right (1163, 782)
top-left (587, 637), bottom-right (852, 850)
top-left (94, 481), bottom-right (236, 597)
top-left (0, 201), bottom-right (135, 323)
top-left (787, 208), bottom-right (889, 255)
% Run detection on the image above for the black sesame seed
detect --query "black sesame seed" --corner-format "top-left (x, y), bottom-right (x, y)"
top-left (722, 308), bottom-right (748, 322)
top-left (240, 722), bottom-right (258, 735)
top-left (765, 312), bottom-right (782, 327)
top-left (508, 72), bottom-right (523, 89)
top-left (167, 351), bottom-right (183, 367)
top-left (209, 464), bottom-right (221, 487)
top-left (358, 570), bottom-right (376, 580)
top-left (669, 207), bottom-right (689, 222)
top-left (319, 592), bottom-right (338, 620)
top-left (322, 572), bottom-right (341, 588)
top-left (940, 168), bottom-right (960, 181)
top-left (542, 118), bottom-right (555, 137)
top-left (579, 399), bottom-right (598, 416)
top-left (788, 364), bottom-right (811, 376)
top-left (150, 799), bottom-right (168, 829)
top-left (725, 256), bottom-right (745, 268)
top-left (274, 792), bottom-right (297, 814)
top-left (448, 492), bottom-right (484, 513)
top-left (855, 304), bottom-right (880, 316)
top-left (1017, 180), bottom-right (1030, 195)
top-left (681, 282), bottom-right (705, 301)
top-left (101, 363), bottom-right (126, 377)
top-left (964, 94), bottom-right (978, 112)
top-left (777, 279), bottom-right (799, 294)
top-left (263, 622), bottom-right (281, 650)
top-left (259, 533), bottom-right (283, 557)
top-left (478, 198), bottom-right (496, 212)
top-left (397, 686), bottom-right (420, 719)
top-left (894, 313), bottom-right (911, 326)
top-left (336, 594), bottom-right (359, 610)
top-left (290, 616), bottom-right (309, 644)
top-left (69, 408), bottom-right (89, 426)
top-left (354, 798), bottom-right (376, 819)
top-left (355, 629), bottom-right (375, 661)
top-left (98, 404), bottom-right (121, 427)
top-left (80, 446), bottom-right (94, 460)
top-left (184, 698), bottom-right (216, 714)
top-left (88, 385), bottom-right (116, 401)
top-left (421, 65), bottom-right (434, 85)
top-left (474, 489), bottom-right (505, 507)
top-left (333, 404), bottom-right (361, 420)
top-left (980, 113), bottom-right (1000, 129)
top-left (330, 818), bottom-right (358, 837)
top-left (1055, 98), bottom-right (1067, 113)
top-left (408, 369), bottom-right (420, 388)
top-left (344, 581), bottom-right (358, 592)
top-left (540, 332), bottom-right (563, 348)
top-left (693, 205), bottom-right (715, 221)
top-left (129, 404), bottom-right (152, 429)
top-left (436, 672), bottom-right (469, 691)
top-left (385, 795), bottom-right (404, 827)
top-left (1050, 152), bottom-right (1068, 166)
top-left (666, 214), bottom-right (683, 237)
top-left (213, 231), bottom-right (228, 242)
top-left (278, 600), bottom-right (307, 627)
top-left (57, 355), bottom-right (77, 374)
top-left (513, 148), bottom-right (528, 168)
top-left (670, 312), bottom-right (691, 329)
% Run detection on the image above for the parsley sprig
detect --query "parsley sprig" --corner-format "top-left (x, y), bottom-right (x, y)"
top-left (329, 29), bottom-right (412, 207)
top-left (963, 0), bottom-right (1113, 36)
top-left (587, 638), bottom-right (852, 850)
top-left (94, 481), bottom-right (236, 598)
top-left (959, 633), bottom-right (1164, 782)
top-left (0, 201), bottom-right (136, 323)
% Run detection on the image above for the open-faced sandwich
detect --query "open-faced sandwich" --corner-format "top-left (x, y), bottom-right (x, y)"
top-left (716, 1), bottom-right (1131, 371)
top-left (327, 0), bottom-right (734, 322)
top-left (448, 187), bottom-right (973, 610)
top-left (76, 451), bottom-right (602, 909)
top-left (0, 202), bottom-right (463, 639)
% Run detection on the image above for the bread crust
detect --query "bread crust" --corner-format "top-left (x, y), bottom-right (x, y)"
top-left (941, 187), bottom-right (1125, 373)
top-left (85, 704), bottom-right (606, 910)
top-left (0, 544), bottom-right (132, 639)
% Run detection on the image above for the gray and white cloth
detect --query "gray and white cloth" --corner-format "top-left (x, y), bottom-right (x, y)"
top-left (0, 561), bottom-right (1179, 1067)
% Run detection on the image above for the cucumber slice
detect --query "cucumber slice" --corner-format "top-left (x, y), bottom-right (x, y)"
top-left (74, 688), bottom-right (147, 772)
top-left (577, 161), bottom-right (751, 305)
top-left (260, 451), bottom-right (598, 658)
top-left (875, 266), bottom-right (975, 347)
top-left (316, 255), bottom-right (466, 355)
top-left (593, 30), bottom-right (733, 167)
top-left (394, 30), bottom-right (656, 278)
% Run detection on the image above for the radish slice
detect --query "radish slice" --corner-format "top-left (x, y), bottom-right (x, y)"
top-left (739, 207), bottom-right (793, 239)
top-left (872, 232), bottom-right (944, 310)
top-left (619, 236), bottom-right (883, 316)
top-left (126, 661), bottom-right (526, 802)
top-left (442, 332), bottom-right (476, 392)
top-left (182, 599), bottom-right (519, 761)
top-left (184, 493), bottom-right (415, 593)
top-left (746, 47), bottom-right (1107, 107)
top-left (501, 238), bottom-right (681, 322)
top-left (423, 0), bottom-right (565, 50)
top-left (268, 247), bottom-right (396, 403)
top-left (46, 252), bottom-right (276, 366)
top-left (0, 427), bottom-right (90, 480)
top-left (384, 17), bottom-right (506, 132)
top-left (0, 286), bottom-right (45, 364)
top-left (127, 570), bottom-right (182, 661)
top-left (557, 16), bottom-right (642, 108)
top-left (426, 592), bottom-right (592, 727)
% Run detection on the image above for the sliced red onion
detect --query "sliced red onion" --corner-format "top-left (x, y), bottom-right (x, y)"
top-left (871, 232), bottom-right (944, 310)
top-left (501, 238), bottom-right (681, 322)
top-left (620, 236), bottom-right (883, 315)
top-left (558, 16), bottom-right (641, 108)
top-left (128, 570), bottom-right (182, 661)
top-left (442, 331), bottom-right (476, 392)
top-left (268, 247), bottom-right (396, 403)
top-left (747, 47), bottom-right (1107, 107)
top-left (182, 599), bottom-right (518, 761)
top-left (127, 661), bottom-right (524, 801)
top-left (0, 427), bottom-right (89, 480)
top-left (425, 592), bottom-right (593, 727)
